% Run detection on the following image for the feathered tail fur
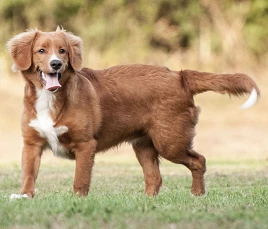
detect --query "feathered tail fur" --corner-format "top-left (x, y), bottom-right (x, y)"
top-left (180, 70), bottom-right (260, 108)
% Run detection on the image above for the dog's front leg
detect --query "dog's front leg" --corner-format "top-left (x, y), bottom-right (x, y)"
top-left (20, 142), bottom-right (43, 198)
top-left (73, 139), bottom-right (97, 197)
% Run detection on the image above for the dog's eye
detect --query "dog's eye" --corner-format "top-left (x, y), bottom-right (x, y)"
top-left (38, 49), bottom-right (45, 53)
top-left (59, 49), bottom-right (66, 54)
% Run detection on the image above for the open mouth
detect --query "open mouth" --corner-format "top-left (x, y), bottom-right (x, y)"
top-left (38, 70), bottom-right (62, 92)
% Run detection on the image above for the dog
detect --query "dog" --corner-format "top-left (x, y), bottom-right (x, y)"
top-left (7, 27), bottom-right (260, 198)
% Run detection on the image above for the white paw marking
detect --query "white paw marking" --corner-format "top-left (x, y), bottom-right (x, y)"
top-left (10, 193), bottom-right (30, 200)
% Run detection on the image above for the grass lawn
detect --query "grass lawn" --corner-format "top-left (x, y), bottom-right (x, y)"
top-left (0, 157), bottom-right (267, 229)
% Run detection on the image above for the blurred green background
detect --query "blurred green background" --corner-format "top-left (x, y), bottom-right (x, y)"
top-left (1, 0), bottom-right (268, 70)
top-left (0, 0), bottom-right (267, 165)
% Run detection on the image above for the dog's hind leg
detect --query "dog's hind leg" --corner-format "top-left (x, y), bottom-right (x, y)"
top-left (160, 147), bottom-right (206, 196)
top-left (179, 149), bottom-right (206, 196)
top-left (132, 136), bottom-right (162, 196)
top-left (149, 116), bottom-right (206, 196)
top-left (154, 139), bottom-right (206, 196)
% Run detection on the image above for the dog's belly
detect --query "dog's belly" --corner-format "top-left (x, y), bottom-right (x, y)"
top-left (95, 128), bottom-right (146, 152)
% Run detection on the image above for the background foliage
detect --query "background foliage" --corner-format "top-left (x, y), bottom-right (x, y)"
top-left (1, 0), bottom-right (268, 71)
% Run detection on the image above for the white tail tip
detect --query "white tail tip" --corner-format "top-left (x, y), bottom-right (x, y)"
top-left (240, 88), bottom-right (258, 109)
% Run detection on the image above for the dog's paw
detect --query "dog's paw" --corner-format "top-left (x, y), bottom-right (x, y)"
top-left (10, 193), bottom-right (30, 200)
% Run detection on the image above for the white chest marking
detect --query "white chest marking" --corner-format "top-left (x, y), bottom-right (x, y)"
top-left (29, 89), bottom-right (68, 157)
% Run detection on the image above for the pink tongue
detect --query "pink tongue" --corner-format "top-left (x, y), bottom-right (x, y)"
top-left (45, 73), bottom-right (61, 91)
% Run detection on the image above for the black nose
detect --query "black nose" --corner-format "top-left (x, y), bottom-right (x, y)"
top-left (50, 60), bottom-right (62, 70)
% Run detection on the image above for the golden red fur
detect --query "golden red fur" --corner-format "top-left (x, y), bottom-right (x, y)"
top-left (7, 28), bottom-right (260, 198)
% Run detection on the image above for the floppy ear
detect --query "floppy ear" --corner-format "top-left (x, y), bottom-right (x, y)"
top-left (7, 30), bottom-right (37, 71)
top-left (65, 32), bottom-right (83, 71)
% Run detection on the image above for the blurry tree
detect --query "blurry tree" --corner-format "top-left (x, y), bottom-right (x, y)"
top-left (0, 0), bottom-right (267, 71)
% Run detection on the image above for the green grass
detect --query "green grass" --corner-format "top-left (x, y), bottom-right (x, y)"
top-left (0, 160), bottom-right (268, 229)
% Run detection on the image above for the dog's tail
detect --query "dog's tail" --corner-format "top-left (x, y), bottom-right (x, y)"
top-left (180, 70), bottom-right (260, 109)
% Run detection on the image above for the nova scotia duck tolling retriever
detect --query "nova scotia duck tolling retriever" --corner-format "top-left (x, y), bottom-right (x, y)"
top-left (7, 27), bottom-right (260, 199)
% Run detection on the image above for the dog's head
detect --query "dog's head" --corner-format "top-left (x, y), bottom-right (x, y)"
top-left (7, 27), bottom-right (83, 92)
